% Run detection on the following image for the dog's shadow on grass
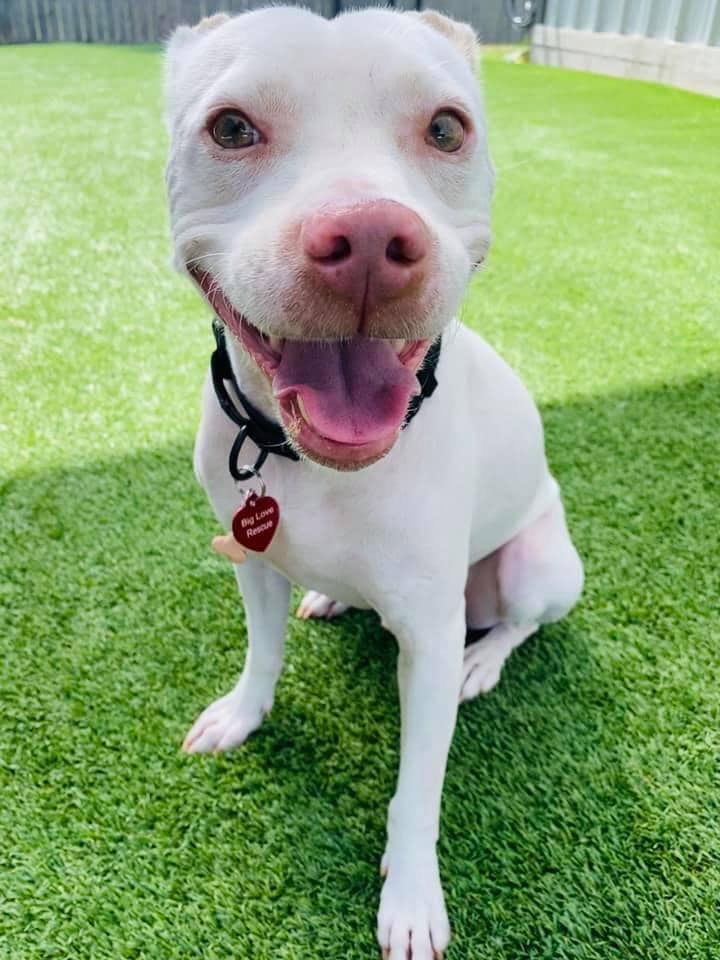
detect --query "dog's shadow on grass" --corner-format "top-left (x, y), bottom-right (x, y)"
top-left (2, 373), bottom-right (718, 956)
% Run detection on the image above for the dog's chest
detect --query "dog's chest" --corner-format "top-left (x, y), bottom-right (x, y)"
top-left (194, 383), bottom-right (435, 605)
top-left (260, 458), bottom-right (434, 608)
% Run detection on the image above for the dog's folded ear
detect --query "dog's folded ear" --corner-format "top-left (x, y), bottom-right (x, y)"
top-left (193, 13), bottom-right (231, 34)
top-left (169, 11), bottom-right (229, 47)
top-left (406, 9), bottom-right (479, 70)
top-left (166, 12), bottom-right (230, 77)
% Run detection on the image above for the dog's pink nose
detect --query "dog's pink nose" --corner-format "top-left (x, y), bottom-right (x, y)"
top-left (301, 200), bottom-right (429, 313)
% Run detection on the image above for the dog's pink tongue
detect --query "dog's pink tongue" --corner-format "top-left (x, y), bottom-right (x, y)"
top-left (273, 338), bottom-right (419, 444)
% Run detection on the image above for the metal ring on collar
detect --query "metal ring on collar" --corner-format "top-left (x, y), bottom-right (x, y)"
top-left (235, 465), bottom-right (267, 499)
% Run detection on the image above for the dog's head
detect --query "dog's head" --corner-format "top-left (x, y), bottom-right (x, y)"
top-left (165, 6), bottom-right (494, 469)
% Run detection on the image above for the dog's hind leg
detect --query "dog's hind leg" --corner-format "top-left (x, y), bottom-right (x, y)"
top-left (461, 498), bottom-right (583, 702)
top-left (183, 557), bottom-right (291, 753)
top-left (296, 590), bottom-right (351, 620)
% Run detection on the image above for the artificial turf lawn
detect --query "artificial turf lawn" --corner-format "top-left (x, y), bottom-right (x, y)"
top-left (1, 41), bottom-right (719, 960)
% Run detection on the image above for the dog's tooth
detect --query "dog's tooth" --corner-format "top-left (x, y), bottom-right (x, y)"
top-left (268, 335), bottom-right (283, 353)
top-left (295, 393), bottom-right (312, 426)
top-left (391, 339), bottom-right (406, 353)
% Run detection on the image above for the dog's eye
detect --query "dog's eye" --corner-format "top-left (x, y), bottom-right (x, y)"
top-left (210, 111), bottom-right (260, 149)
top-left (426, 111), bottom-right (465, 153)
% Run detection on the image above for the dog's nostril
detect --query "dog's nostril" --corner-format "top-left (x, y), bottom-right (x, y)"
top-left (322, 235), bottom-right (351, 263)
top-left (386, 236), bottom-right (414, 265)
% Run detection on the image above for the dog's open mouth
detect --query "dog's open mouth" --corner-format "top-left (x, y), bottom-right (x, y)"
top-left (192, 269), bottom-right (430, 466)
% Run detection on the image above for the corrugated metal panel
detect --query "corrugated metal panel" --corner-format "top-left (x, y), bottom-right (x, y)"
top-left (596, 0), bottom-right (625, 32)
top-left (622, 0), bottom-right (653, 35)
top-left (1, 0), bottom-right (517, 44)
top-left (578, 1), bottom-right (601, 31)
top-left (542, 0), bottom-right (720, 44)
top-left (709, 1), bottom-right (720, 43)
top-left (676, 0), bottom-right (710, 40)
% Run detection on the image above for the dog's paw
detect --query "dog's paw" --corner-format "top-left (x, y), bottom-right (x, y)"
top-left (296, 590), bottom-right (350, 620)
top-left (377, 857), bottom-right (449, 959)
top-left (182, 691), bottom-right (267, 754)
top-left (459, 637), bottom-right (506, 701)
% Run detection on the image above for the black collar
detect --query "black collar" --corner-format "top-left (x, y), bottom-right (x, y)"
top-left (210, 323), bottom-right (440, 481)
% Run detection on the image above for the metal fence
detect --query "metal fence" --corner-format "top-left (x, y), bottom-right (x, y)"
top-left (541, 0), bottom-right (720, 46)
top-left (0, 0), bottom-right (519, 44)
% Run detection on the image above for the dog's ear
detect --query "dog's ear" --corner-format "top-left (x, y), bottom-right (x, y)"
top-left (406, 9), bottom-right (479, 70)
top-left (166, 12), bottom-right (230, 75)
top-left (193, 13), bottom-right (231, 34)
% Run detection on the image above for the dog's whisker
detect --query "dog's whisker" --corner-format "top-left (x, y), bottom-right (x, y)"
top-left (185, 252), bottom-right (229, 266)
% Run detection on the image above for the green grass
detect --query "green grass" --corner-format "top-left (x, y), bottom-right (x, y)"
top-left (1, 43), bottom-right (719, 960)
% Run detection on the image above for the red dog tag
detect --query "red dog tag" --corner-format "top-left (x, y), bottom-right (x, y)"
top-left (231, 493), bottom-right (280, 552)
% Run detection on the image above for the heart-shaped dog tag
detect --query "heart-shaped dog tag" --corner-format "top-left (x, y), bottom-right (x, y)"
top-left (231, 493), bottom-right (280, 552)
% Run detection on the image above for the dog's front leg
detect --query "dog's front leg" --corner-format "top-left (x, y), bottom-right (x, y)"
top-left (378, 602), bottom-right (465, 960)
top-left (183, 557), bottom-right (291, 754)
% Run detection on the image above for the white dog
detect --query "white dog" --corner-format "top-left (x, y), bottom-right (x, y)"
top-left (165, 7), bottom-right (583, 958)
